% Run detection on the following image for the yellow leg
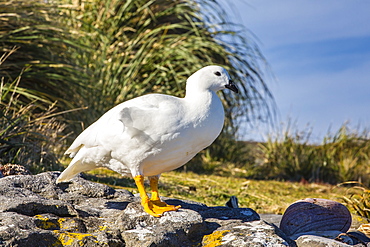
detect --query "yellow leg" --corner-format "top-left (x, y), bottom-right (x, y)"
top-left (134, 175), bottom-right (160, 217)
top-left (149, 176), bottom-right (161, 201)
top-left (133, 175), bottom-right (180, 217)
top-left (149, 176), bottom-right (181, 211)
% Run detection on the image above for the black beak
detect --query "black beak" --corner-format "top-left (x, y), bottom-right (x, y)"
top-left (225, 80), bottom-right (239, 93)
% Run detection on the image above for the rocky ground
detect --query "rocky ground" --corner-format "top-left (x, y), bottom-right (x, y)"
top-left (0, 171), bottom-right (369, 246)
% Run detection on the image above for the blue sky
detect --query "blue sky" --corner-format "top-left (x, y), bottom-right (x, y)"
top-left (219, 0), bottom-right (370, 142)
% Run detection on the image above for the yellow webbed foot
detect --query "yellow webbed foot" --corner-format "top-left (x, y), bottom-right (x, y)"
top-left (150, 199), bottom-right (181, 215)
top-left (140, 198), bottom-right (180, 217)
top-left (134, 175), bottom-right (181, 217)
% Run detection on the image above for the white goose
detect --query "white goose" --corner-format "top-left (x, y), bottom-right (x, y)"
top-left (57, 65), bottom-right (238, 217)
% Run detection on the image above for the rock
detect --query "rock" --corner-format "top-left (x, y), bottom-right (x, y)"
top-left (260, 213), bottom-right (283, 227)
top-left (280, 198), bottom-right (352, 239)
top-left (202, 220), bottom-right (296, 247)
top-left (0, 172), bottom-right (294, 246)
top-left (225, 195), bottom-right (239, 208)
top-left (296, 235), bottom-right (352, 247)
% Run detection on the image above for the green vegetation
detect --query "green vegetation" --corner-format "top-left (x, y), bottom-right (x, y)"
top-left (0, 49), bottom-right (67, 173)
top-left (343, 183), bottom-right (370, 221)
top-left (254, 123), bottom-right (370, 186)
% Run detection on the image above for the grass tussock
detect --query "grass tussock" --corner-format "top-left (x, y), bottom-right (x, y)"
top-left (0, 49), bottom-right (69, 173)
top-left (0, 97), bottom-right (67, 173)
top-left (253, 123), bottom-right (370, 186)
top-left (342, 183), bottom-right (370, 222)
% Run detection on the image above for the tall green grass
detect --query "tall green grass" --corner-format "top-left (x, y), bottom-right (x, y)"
top-left (254, 123), bottom-right (370, 185)
top-left (0, 1), bottom-right (87, 113)
top-left (0, 51), bottom-right (69, 173)
top-left (342, 184), bottom-right (370, 222)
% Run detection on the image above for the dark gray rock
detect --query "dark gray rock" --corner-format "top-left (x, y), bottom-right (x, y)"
top-left (280, 198), bottom-right (352, 238)
top-left (260, 213), bottom-right (283, 227)
top-left (0, 172), bottom-right (294, 247)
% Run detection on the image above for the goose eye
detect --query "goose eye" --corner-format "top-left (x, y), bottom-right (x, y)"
top-left (214, 71), bottom-right (221, 76)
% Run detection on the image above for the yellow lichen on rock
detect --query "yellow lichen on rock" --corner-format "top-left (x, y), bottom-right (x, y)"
top-left (53, 231), bottom-right (95, 246)
top-left (34, 215), bottom-right (59, 230)
top-left (202, 230), bottom-right (230, 247)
